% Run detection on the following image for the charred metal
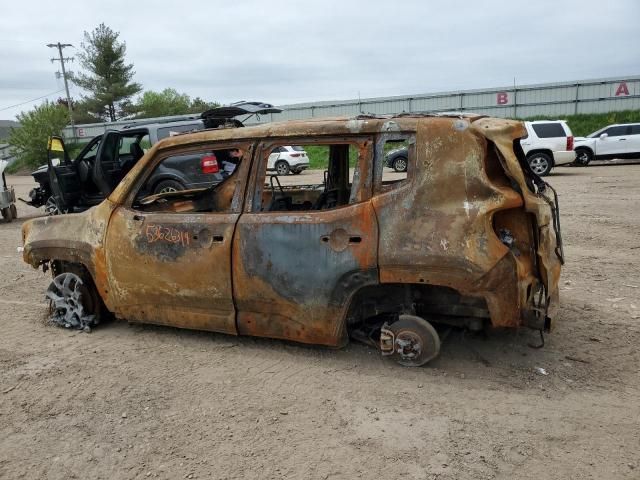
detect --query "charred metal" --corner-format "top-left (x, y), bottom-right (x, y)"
top-left (22, 114), bottom-right (562, 366)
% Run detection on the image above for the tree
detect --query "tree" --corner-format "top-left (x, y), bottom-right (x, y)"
top-left (8, 101), bottom-right (69, 169)
top-left (71, 23), bottom-right (142, 122)
top-left (135, 88), bottom-right (219, 119)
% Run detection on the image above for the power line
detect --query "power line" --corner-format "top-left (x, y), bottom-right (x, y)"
top-left (0, 89), bottom-right (65, 112)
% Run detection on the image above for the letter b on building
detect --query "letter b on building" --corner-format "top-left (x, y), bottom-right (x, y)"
top-left (497, 92), bottom-right (509, 105)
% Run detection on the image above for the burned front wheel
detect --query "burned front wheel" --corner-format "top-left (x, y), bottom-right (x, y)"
top-left (46, 272), bottom-right (101, 331)
top-left (381, 315), bottom-right (441, 367)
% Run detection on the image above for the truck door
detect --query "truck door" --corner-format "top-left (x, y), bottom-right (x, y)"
top-left (47, 136), bottom-right (81, 212)
top-left (232, 137), bottom-right (378, 347)
top-left (104, 141), bottom-right (254, 333)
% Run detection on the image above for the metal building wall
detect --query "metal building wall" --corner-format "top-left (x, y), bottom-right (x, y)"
top-left (63, 76), bottom-right (640, 141)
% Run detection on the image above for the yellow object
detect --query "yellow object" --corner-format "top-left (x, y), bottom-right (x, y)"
top-left (48, 137), bottom-right (65, 152)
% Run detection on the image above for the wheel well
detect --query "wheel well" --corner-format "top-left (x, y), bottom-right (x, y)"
top-left (51, 260), bottom-right (94, 283)
top-left (345, 283), bottom-right (491, 333)
top-left (152, 176), bottom-right (185, 191)
top-left (575, 146), bottom-right (593, 154)
top-left (525, 149), bottom-right (554, 165)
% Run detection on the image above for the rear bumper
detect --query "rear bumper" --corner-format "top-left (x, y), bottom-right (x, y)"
top-left (291, 163), bottom-right (309, 172)
top-left (553, 150), bottom-right (576, 166)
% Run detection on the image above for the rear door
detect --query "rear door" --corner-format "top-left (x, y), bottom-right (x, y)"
top-left (627, 124), bottom-right (640, 155)
top-left (47, 136), bottom-right (81, 211)
top-left (232, 137), bottom-right (378, 347)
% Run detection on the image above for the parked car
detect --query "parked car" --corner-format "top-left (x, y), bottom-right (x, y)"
top-left (573, 123), bottom-right (640, 166)
top-left (520, 120), bottom-right (575, 176)
top-left (24, 102), bottom-right (282, 214)
top-left (22, 114), bottom-right (563, 367)
top-left (267, 146), bottom-right (309, 175)
top-left (385, 147), bottom-right (409, 172)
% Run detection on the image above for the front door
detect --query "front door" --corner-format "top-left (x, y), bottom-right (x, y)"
top-left (232, 137), bottom-right (379, 347)
top-left (47, 136), bottom-right (81, 211)
top-left (597, 125), bottom-right (631, 156)
top-left (104, 141), bottom-right (253, 334)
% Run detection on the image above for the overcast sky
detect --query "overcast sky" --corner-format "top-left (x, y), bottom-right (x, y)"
top-left (1, 0), bottom-right (639, 120)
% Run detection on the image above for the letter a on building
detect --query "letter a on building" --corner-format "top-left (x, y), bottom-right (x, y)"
top-left (615, 82), bottom-right (629, 96)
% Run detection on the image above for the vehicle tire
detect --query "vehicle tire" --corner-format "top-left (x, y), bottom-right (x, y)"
top-left (574, 148), bottom-right (593, 167)
top-left (275, 160), bottom-right (290, 175)
top-left (392, 156), bottom-right (408, 172)
top-left (46, 268), bottom-right (103, 331)
top-left (387, 314), bottom-right (441, 367)
top-left (1, 207), bottom-right (12, 223)
top-left (44, 196), bottom-right (62, 216)
top-left (527, 152), bottom-right (553, 176)
top-left (153, 179), bottom-right (185, 194)
top-left (10, 204), bottom-right (18, 220)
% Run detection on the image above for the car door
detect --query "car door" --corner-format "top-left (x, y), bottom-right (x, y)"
top-left (46, 136), bottom-right (81, 211)
top-left (232, 137), bottom-right (378, 347)
top-left (93, 128), bottom-right (149, 196)
top-left (628, 124), bottom-right (640, 155)
top-left (597, 125), bottom-right (631, 156)
top-left (103, 141), bottom-right (254, 334)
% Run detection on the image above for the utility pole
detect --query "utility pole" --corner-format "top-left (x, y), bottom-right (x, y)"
top-left (47, 42), bottom-right (75, 139)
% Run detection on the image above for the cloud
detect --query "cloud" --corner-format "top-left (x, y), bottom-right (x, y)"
top-left (1, 0), bottom-right (639, 119)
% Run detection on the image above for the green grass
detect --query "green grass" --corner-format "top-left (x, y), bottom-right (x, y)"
top-left (303, 140), bottom-right (408, 170)
top-left (523, 109), bottom-right (640, 137)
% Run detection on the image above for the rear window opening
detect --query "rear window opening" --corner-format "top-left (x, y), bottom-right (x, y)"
top-left (531, 123), bottom-right (566, 138)
top-left (257, 142), bottom-right (360, 212)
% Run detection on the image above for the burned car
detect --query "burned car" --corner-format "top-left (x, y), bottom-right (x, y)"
top-left (22, 114), bottom-right (563, 366)
top-left (24, 102), bottom-right (281, 214)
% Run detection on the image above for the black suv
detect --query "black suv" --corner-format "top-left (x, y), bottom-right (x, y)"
top-left (26, 102), bottom-right (281, 214)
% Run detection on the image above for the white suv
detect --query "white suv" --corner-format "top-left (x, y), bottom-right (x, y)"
top-left (573, 123), bottom-right (640, 166)
top-left (267, 146), bottom-right (310, 175)
top-left (520, 121), bottom-right (575, 176)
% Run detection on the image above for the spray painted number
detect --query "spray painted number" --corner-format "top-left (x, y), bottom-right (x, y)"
top-left (145, 225), bottom-right (190, 246)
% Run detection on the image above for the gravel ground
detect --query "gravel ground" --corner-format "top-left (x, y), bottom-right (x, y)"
top-left (1, 163), bottom-right (639, 479)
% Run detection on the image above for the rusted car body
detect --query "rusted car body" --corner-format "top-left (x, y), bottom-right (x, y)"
top-left (22, 114), bottom-right (562, 365)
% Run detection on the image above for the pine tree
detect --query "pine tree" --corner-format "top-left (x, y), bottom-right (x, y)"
top-left (71, 24), bottom-right (142, 121)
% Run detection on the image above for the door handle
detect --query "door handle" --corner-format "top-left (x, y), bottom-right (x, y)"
top-left (349, 236), bottom-right (362, 244)
top-left (618, 138), bottom-right (626, 141)
top-left (212, 235), bottom-right (224, 243)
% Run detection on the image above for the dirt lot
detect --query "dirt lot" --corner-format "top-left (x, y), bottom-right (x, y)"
top-left (1, 164), bottom-right (639, 480)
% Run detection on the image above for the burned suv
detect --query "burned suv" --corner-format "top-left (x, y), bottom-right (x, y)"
top-left (22, 114), bottom-right (563, 366)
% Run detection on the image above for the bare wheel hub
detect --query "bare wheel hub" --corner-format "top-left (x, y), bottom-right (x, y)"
top-left (395, 331), bottom-right (423, 361)
top-left (46, 272), bottom-right (98, 331)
